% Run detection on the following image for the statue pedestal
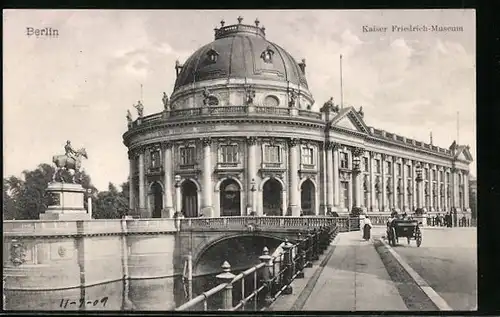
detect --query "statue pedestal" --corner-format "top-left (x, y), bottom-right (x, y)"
top-left (40, 182), bottom-right (90, 220)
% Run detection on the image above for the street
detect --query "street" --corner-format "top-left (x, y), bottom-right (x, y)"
top-left (378, 227), bottom-right (477, 310)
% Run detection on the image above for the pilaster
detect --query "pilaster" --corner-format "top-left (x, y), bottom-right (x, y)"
top-left (138, 151), bottom-right (146, 213)
top-left (325, 141), bottom-right (334, 210)
top-left (163, 142), bottom-right (174, 218)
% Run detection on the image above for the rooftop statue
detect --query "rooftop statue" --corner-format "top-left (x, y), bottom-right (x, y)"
top-left (358, 106), bottom-right (364, 118)
top-left (126, 109), bottom-right (133, 123)
top-left (288, 90), bottom-right (297, 108)
top-left (320, 97), bottom-right (339, 113)
top-left (162, 92), bottom-right (170, 111)
top-left (245, 87), bottom-right (256, 105)
top-left (52, 141), bottom-right (88, 183)
top-left (134, 100), bottom-right (144, 117)
top-left (202, 87), bottom-right (212, 106)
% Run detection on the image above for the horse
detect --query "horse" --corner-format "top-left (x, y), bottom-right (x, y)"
top-left (52, 148), bottom-right (88, 183)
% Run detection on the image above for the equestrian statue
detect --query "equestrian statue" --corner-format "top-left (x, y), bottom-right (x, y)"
top-left (52, 140), bottom-right (88, 183)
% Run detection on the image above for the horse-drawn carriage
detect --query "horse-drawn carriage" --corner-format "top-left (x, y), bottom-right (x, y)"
top-left (386, 219), bottom-right (422, 247)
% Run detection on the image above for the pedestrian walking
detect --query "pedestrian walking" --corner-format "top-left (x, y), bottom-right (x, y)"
top-left (362, 216), bottom-right (373, 241)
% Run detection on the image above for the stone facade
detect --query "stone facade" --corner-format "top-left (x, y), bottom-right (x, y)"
top-left (123, 19), bottom-right (473, 220)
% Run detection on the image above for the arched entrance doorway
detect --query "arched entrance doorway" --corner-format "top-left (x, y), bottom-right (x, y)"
top-left (182, 180), bottom-right (198, 218)
top-left (220, 179), bottom-right (241, 217)
top-left (151, 182), bottom-right (163, 218)
top-left (301, 179), bottom-right (315, 216)
top-left (263, 178), bottom-right (283, 216)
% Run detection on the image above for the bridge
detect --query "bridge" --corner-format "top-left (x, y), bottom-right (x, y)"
top-left (3, 216), bottom-right (359, 297)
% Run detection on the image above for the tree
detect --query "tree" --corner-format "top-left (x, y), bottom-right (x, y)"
top-left (92, 182), bottom-right (129, 219)
top-left (3, 163), bottom-right (97, 220)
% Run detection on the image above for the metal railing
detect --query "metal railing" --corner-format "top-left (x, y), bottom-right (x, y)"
top-left (175, 225), bottom-right (338, 311)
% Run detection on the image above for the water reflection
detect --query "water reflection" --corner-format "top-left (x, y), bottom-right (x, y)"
top-left (5, 269), bottom-right (263, 311)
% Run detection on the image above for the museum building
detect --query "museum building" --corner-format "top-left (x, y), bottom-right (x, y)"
top-left (122, 18), bottom-right (473, 220)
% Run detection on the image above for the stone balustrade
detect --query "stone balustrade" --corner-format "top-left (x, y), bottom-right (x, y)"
top-left (180, 216), bottom-right (340, 231)
top-left (130, 105), bottom-right (323, 128)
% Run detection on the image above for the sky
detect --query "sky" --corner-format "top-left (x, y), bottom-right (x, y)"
top-left (3, 9), bottom-right (476, 191)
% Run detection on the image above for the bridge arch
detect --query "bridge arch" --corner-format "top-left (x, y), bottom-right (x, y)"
top-left (192, 233), bottom-right (285, 276)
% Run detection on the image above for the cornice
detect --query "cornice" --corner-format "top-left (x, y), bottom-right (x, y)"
top-left (123, 114), bottom-right (467, 166)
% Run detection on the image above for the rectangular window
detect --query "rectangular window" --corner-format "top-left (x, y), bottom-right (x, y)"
top-left (150, 150), bottom-right (161, 168)
top-left (432, 170), bottom-right (437, 180)
top-left (396, 163), bottom-right (402, 177)
top-left (425, 168), bottom-right (429, 180)
top-left (340, 152), bottom-right (349, 169)
top-left (265, 145), bottom-right (281, 163)
top-left (406, 165), bottom-right (412, 178)
top-left (375, 159), bottom-right (381, 174)
top-left (220, 145), bottom-right (238, 163)
top-left (440, 171), bottom-right (444, 182)
top-left (180, 147), bottom-right (196, 165)
top-left (363, 157), bottom-right (369, 172)
top-left (302, 147), bottom-right (314, 165)
top-left (386, 161), bottom-right (392, 175)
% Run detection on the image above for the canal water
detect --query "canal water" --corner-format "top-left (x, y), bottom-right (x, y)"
top-left (5, 268), bottom-right (269, 311)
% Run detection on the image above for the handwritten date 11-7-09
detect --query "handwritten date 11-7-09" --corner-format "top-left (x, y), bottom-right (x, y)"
top-left (60, 297), bottom-right (109, 308)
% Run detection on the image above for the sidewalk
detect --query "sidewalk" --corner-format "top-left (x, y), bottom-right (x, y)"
top-left (294, 230), bottom-right (407, 311)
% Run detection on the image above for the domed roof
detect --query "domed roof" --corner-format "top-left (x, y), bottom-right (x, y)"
top-left (174, 18), bottom-right (308, 91)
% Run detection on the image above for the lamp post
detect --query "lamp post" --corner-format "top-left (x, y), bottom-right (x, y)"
top-left (174, 175), bottom-right (182, 216)
top-left (250, 178), bottom-right (256, 215)
top-left (87, 188), bottom-right (93, 219)
top-left (415, 164), bottom-right (424, 214)
top-left (351, 155), bottom-right (362, 216)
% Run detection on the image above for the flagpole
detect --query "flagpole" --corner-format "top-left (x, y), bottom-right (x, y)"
top-left (140, 84), bottom-right (143, 102)
top-left (457, 111), bottom-right (460, 144)
top-left (340, 54), bottom-right (344, 109)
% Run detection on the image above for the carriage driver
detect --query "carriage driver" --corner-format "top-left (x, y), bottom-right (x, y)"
top-left (64, 140), bottom-right (77, 160)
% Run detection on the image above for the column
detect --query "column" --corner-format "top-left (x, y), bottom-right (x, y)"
top-left (347, 150), bottom-right (353, 211)
top-left (416, 164), bottom-right (424, 212)
top-left (352, 148), bottom-right (363, 211)
top-left (175, 178), bottom-right (182, 213)
top-left (402, 159), bottom-right (408, 211)
top-left (369, 152), bottom-right (376, 211)
top-left (429, 165), bottom-right (434, 211)
top-left (201, 138), bottom-right (214, 217)
top-left (451, 168), bottom-right (459, 210)
top-left (412, 162), bottom-right (417, 210)
top-left (381, 155), bottom-right (387, 211)
top-left (163, 142), bottom-right (174, 217)
top-left (326, 142), bottom-right (334, 211)
top-left (319, 143), bottom-right (327, 215)
top-left (333, 144), bottom-right (340, 206)
top-left (288, 138), bottom-right (300, 216)
top-left (444, 169), bottom-right (449, 211)
top-left (392, 157), bottom-right (397, 210)
top-left (138, 151), bottom-right (146, 216)
top-left (247, 137), bottom-right (258, 215)
top-left (128, 152), bottom-right (135, 211)
top-left (436, 167), bottom-right (441, 211)
top-left (464, 171), bottom-right (470, 209)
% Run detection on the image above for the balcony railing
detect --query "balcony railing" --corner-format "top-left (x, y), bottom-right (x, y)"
top-left (132, 106), bottom-right (323, 126)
